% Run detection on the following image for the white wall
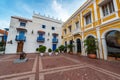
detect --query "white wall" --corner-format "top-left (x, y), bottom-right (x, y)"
top-left (5, 14), bottom-right (63, 54)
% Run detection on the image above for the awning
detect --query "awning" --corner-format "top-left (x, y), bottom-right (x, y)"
top-left (38, 30), bottom-right (45, 34)
top-left (52, 33), bottom-right (58, 36)
top-left (16, 28), bottom-right (27, 32)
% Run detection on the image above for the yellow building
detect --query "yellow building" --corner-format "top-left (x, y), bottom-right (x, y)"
top-left (62, 0), bottom-right (120, 60)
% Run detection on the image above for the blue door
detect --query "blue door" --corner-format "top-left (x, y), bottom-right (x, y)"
top-left (19, 31), bottom-right (25, 38)
top-left (52, 44), bottom-right (56, 51)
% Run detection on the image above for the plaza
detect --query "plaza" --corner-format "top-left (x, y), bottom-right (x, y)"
top-left (0, 53), bottom-right (120, 80)
top-left (0, 0), bottom-right (120, 79)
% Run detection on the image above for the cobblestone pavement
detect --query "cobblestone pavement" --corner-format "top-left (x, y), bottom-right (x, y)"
top-left (0, 53), bottom-right (120, 80)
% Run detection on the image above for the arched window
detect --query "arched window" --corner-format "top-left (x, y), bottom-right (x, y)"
top-left (105, 30), bottom-right (120, 59)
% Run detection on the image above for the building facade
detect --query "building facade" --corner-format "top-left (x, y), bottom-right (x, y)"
top-left (5, 13), bottom-right (63, 54)
top-left (62, 0), bottom-right (120, 60)
top-left (0, 29), bottom-right (8, 43)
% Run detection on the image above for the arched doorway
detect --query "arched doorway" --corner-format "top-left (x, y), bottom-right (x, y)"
top-left (76, 39), bottom-right (81, 53)
top-left (86, 35), bottom-right (97, 55)
top-left (105, 30), bottom-right (120, 60)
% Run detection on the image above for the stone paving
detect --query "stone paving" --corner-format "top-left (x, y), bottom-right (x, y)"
top-left (0, 53), bottom-right (120, 80)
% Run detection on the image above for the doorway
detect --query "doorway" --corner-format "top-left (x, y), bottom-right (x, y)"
top-left (17, 41), bottom-right (24, 52)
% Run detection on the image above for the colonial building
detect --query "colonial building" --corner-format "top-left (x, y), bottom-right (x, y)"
top-left (5, 13), bottom-right (63, 54)
top-left (0, 29), bottom-right (8, 42)
top-left (62, 0), bottom-right (120, 60)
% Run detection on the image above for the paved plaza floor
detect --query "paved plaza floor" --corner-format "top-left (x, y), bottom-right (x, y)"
top-left (0, 53), bottom-right (120, 80)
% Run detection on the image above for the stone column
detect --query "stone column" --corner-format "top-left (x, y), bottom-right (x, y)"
top-left (96, 27), bottom-right (103, 59)
top-left (101, 38), bottom-right (108, 60)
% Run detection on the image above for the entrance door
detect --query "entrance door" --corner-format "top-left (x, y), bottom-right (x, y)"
top-left (17, 41), bottom-right (24, 52)
top-left (52, 44), bottom-right (56, 51)
top-left (76, 39), bottom-right (81, 53)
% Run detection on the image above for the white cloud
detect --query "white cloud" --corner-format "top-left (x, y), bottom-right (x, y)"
top-left (21, 4), bottom-right (32, 14)
top-left (52, 0), bottom-right (70, 21)
top-left (17, 2), bottom-right (33, 14)
top-left (0, 20), bottom-right (9, 29)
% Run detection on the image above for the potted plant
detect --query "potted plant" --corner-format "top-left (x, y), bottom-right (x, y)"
top-left (84, 38), bottom-right (98, 59)
top-left (36, 48), bottom-right (39, 53)
top-left (38, 46), bottom-right (46, 56)
top-left (55, 49), bottom-right (59, 55)
top-left (67, 44), bottom-right (74, 54)
top-left (58, 45), bottom-right (65, 53)
top-left (48, 48), bottom-right (52, 56)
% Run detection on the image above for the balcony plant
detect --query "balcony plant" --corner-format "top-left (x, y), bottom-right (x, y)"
top-left (67, 44), bottom-right (74, 54)
top-left (38, 45), bottom-right (46, 56)
top-left (58, 45), bottom-right (65, 53)
top-left (48, 48), bottom-right (52, 56)
top-left (84, 38), bottom-right (98, 59)
top-left (55, 49), bottom-right (59, 55)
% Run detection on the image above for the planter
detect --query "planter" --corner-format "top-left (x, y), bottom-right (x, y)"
top-left (69, 52), bottom-right (73, 55)
top-left (0, 51), bottom-right (4, 54)
top-left (88, 54), bottom-right (96, 59)
top-left (49, 52), bottom-right (52, 56)
top-left (55, 52), bottom-right (58, 55)
top-left (40, 53), bottom-right (44, 56)
top-left (61, 51), bottom-right (64, 54)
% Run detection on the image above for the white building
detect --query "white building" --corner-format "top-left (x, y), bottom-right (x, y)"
top-left (5, 13), bottom-right (63, 54)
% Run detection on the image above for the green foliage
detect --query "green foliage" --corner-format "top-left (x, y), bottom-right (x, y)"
top-left (36, 48), bottom-right (39, 51)
top-left (0, 42), bottom-right (5, 51)
top-left (48, 48), bottom-right (52, 52)
top-left (58, 45), bottom-right (65, 52)
top-left (84, 38), bottom-right (98, 54)
top-left (0, 42), bottom-right (4, 46)
top-left (38, 45), bottom-right (46, 53)
top-left (67, 44), bottom-right (74, 52)
top-left (0, 47), bottom-right (5, 51)
top-left (55, 48), bottom-right (59, 52)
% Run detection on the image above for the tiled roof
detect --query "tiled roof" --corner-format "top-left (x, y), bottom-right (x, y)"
top-left (0, 29), bottom-right (8, 35)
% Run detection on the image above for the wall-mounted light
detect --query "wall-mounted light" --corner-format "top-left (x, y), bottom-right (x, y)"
top-left (8, 40), bottom-right (12, 44)
top-left (31, 30), bottom-right (34, 34)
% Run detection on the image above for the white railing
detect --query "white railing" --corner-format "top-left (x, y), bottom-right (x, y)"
top-left (72, 28), bottom-right (81, 35)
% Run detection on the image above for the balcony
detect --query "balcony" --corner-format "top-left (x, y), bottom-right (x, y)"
top-left (72, 28), bottom-right (81, 35)
top-left (15, 35), bottom-right (26, 41)
top-left (16, 28), bottom-right (27, 32)
top-left (37, 37), bottom-right (45, 42)
top-left (52, 38), bottom-right (58, 43)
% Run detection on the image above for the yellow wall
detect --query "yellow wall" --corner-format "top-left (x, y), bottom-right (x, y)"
top-left (62, 0), bottom-right (120, 44)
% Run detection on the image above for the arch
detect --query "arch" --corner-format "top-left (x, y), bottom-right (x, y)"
top-left (84, 35), bottom-right (98, 56)
top-left (101, 28), bottom-right (120, 60)
top-left (84, 34), bottom-right (96, 40)
top-left (102, 28), bottom-right (120, 38)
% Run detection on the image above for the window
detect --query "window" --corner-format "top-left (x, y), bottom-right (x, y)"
top-left (20, 22), bottom-right (26, 27)
top-left (102, 0), bottom-right (115, 16)
top-left (68, 26), bottom-right (72, 32)
top-left (48, 33), bottom-right (50, 36)
top-left (0, 37), bottom-right (2, 42)
top-left (42, 25), bottom-right (46, 29)
top-left (19, 31), bottom-right (25, 37)
top-left (84, 13), bottom-right (92, 25)
top-left (52, 27), bottom-right (55, 30)
top-left (76, 22), bottom-right (79, 29)
top-left (64, 29), bottom-right (66, 34)
top-left (38, 34), bottom-right (44, 39)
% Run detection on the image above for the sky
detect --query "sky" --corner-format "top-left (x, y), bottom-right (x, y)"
top-left (0, 0), bottom-right (86, 29)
